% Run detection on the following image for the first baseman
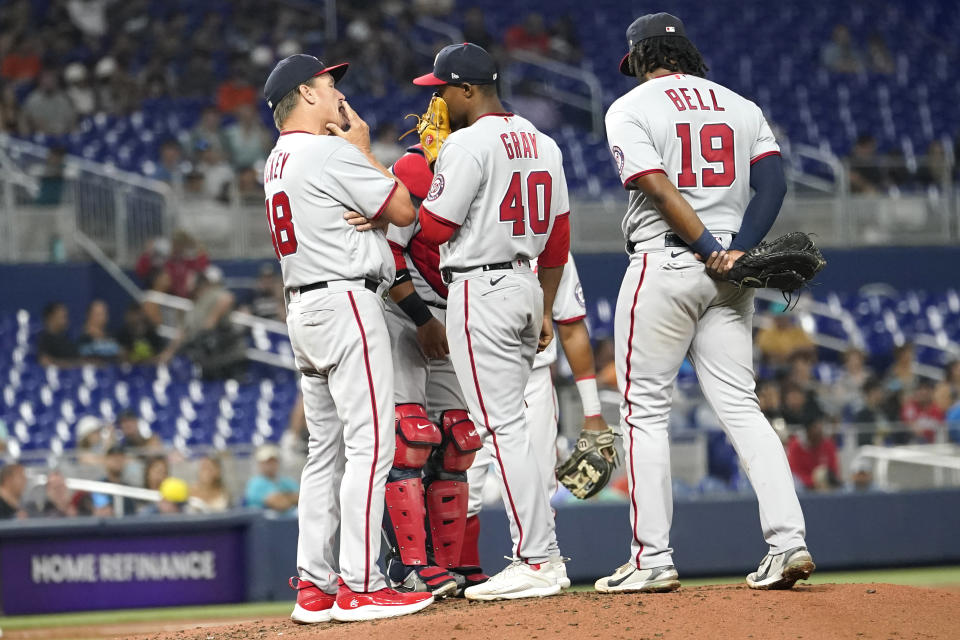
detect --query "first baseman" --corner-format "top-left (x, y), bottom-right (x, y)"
top-left (596, 14), bottom-right (815, 592)
top-left (412, 43), bottom-right (572, 600)
top-left (261, 53), bottom-right (434, 622)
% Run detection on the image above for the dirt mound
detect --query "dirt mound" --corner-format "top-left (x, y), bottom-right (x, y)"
top-left (15, 583), bottom-right (960, 640)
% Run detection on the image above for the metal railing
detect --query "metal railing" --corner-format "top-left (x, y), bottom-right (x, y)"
top-left (501, 50), bottom-right (605, 136)
top-left (0, 135), bottom-right (173, 264)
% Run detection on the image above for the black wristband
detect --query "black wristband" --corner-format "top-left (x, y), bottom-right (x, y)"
top-left (393, 269), bottom-right (412, 286)
top-left (397, 292), bottom-right (433, 327)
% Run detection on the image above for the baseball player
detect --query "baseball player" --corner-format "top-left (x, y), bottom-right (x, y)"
top-left (376, 143), bottom-right (483, 597)
top-left (466, 253), bottom-right (609, 589)
top-left (261, 54), bottom-right (433, 623)
top-left (596, 13), bottom-right (815, 593)
top-left (412, 42), bottom-right (571, 601)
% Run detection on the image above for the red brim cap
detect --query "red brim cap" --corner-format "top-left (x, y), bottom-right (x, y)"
top-left (315, 62), bottom-right (349, 82)
top-left (619, 53), bottom-right (631, 76)
top-left (412, 72), bottom-right (447, 86)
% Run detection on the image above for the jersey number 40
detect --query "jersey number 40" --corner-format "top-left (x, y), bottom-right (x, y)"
top-left (675, 123), bottom-right (735, 188)
top-left (265, 191), bottom-right (298, 259)
top-left (499, 170), bottom-right (552, 236)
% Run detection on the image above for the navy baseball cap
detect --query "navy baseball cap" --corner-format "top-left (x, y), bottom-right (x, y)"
top-left (619, 13), bottom-right (688, 76)
top-left (413, 43), bottom-right (498, 86)
top-left (263, 54), bottom-right (349, 111)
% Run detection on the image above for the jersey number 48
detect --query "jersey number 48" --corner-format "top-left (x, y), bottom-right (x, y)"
top-left (265, 191), bottom-right (298, 258)
top-left (499, 170), bottom-right (552, 236)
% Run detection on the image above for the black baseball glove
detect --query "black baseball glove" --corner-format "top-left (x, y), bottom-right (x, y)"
top-left (727, 232), bottom-right (826, 292)
top-left (556, 427), bottom-right (619, 500)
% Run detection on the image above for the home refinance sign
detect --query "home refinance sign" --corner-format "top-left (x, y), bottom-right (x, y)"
top-left (1, 530), bottom-right (244, 614)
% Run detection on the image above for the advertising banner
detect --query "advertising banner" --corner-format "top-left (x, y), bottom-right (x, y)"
top-left (0, 528), bottom-right (246, 614)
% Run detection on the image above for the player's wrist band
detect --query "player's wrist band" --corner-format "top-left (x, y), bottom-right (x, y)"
top-left (575, 376), bottom-right (602, 417)
top-left (690, 229), bottom-right (724, 257)
top-left (397, 292), bottom-right (433, 327)
top-left (393, 268), bottom-right (412, 286)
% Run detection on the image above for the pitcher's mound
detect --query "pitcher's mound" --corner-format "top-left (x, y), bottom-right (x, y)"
top-left (115, 582), bottom-right (960, 640)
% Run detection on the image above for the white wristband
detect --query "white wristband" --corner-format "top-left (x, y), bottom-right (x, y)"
top-left (575, 376), bottom-right (602, 417)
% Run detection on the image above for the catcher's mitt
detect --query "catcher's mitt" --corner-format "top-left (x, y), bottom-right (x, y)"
top-left (727, 232), bottom-right (826, 292)
top-left (399, 95), bottom-right (450, 165)
top-left (556, 427), bottom-right (619, 500)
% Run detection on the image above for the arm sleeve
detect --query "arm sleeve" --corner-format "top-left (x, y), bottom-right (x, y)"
top-left (729, 153), bottom-right (787, 251)
top-left (605, 106), bottom-right (665, 188)
top-left (538, 213), bottom-right (569, 268)
top-left (418, 203), bottom-right (459, 245)
top-left (420, 141), bottom-right (482, 227)
top-left (551, 254), bottom-right (587, 323)
top-left (322, 143), bottom-right (399, 219)
top-left (391, 150), bottom-right (434, 201)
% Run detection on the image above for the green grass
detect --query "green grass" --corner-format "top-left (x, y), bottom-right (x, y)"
top-left (3, 566), bottom-right (959, 631)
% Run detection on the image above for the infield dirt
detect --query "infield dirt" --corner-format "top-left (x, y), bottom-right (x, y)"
top-left (8, 582), bottom-right (960, 640)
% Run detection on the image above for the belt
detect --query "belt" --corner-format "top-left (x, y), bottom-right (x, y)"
top-left (440, 258), bottom-right (530, 285)
top-left (627, 232), bottom-right (736, 254)
top-left (289, 278), bottom-right (379, 295)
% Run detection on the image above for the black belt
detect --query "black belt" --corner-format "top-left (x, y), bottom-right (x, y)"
top-left (627, 232), bottom-right (736, 254)
top-left (440, 259), bottom-right (530, 285)
top-left (291, 278), bottom-right (379, 295)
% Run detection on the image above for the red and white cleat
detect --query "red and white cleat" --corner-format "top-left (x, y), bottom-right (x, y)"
top-left (289, 577), bottom-right (336, 624)
top-left (331, 578), bottom-right (434, 622)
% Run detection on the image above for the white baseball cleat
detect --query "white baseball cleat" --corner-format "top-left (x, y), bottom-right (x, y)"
top-left (464, 558), bottom-right (563, 601)
top-left (746, 546), bottom-right (816, 590)
top-left (551, 556), bottom-right (571, 589)
top-left (594, 563), bottom-right (681, 593)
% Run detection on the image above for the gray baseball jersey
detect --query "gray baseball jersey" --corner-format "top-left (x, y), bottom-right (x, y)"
top-left (605, 73), bottom-right (779, 245)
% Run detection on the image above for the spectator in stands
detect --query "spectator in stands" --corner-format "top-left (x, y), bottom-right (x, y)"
top-left (216, 63), bottom-right (256, 114)
top-left (141, 268), bottom-right (179, 331)
top-left (820, 24), bottom-right (864, 74)
top-left (116, 408), bottom-right (161, 450)
top-left (135, 237), bottom-right (172, 286)
top-left (77, 299), bottom-right (122, 364)
top-left (901, 379), bottom-right (945, 443)
top-left (549, 15), bottom-right (583, 63)
top-left (885, 343), bottom-right (918, 395)
top-left (154, 139), bottom-right (187, 187)
top-left (787, 416), bottom-right (840, 491)
top-left (63, 62), bottom-right (96, 116)
top-left (188, 107), bottom-right (228, 160)
top-left (781, 382), bottom-right (823, 427)
top-left (37, 301), bottom-right (81, 367)
top-left (236, 166), bottom-right (263, 206)
top-left (180, 266), bottom-right (247, 379)
top-left (0, 463), bottom-right (28, 519)
top-left (866, 32), bottom-right (895, 75)
top-left (0, 34), bottom-right (42, 85)
top-left (508, 81), bottom-right (561, 130)
top-left (852, 377), bottom-right (896, 446)
top-left (756, 310), bottom-right (815, 367)
top-left (915, 140), bottom-right (950, 189)
top-left (142, 455), bottom-right (169, 492)
top-left (29, 470), bottom-right (87, 517)
top-left (20, 69), bottom-right (76, 136)
top-left (117, 303), bottom-right (166, 364)
top-left (75, 415), bottom-right (110, 465)
top-left (848, 458), bottom-right (874, 492)
top-left (190, 455), bottom-right (230, 513)
top-left (195, 143), bottom-right (236, 203)
top-left (243, 263), bottom-right (284, 321)
top-left (831, 347), bottom-right (872, 415)
top-left (33, 145), bottom-right (67, 205)
top-left (166, 230), bottom-right (210, 298)
top-left (505, 12), bottom-right (551, 55)
top-left (179, 53), bottom-right (217, 99)
top-left (847, 134), bottom-right (888, 194)
top-left (245, 444), bottom-right (298, 513)
top-left (224, 103), bottom-right (271, 170)
top-left (91, 445), bottom-right (136, 516)
top-left (463, 8), bottom-right (495, 52)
